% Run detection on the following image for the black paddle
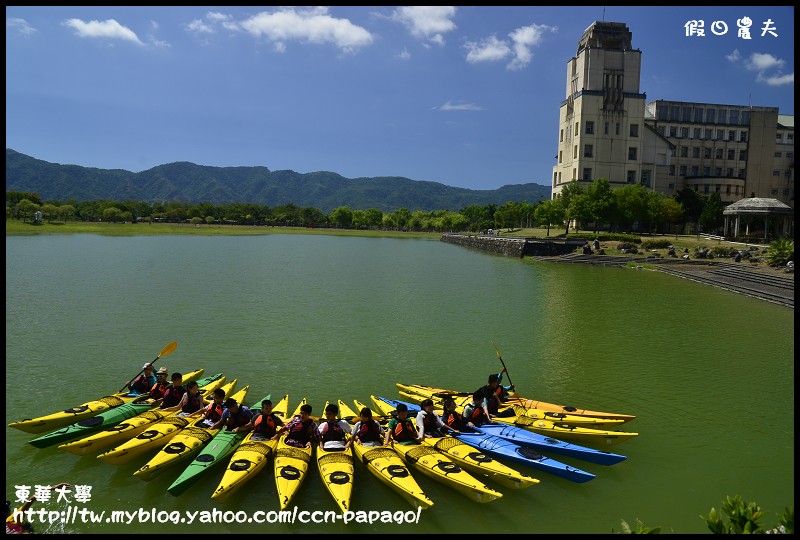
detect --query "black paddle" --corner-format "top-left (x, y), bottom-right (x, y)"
top-left (491, 340), bottom-right (514, 388)
top-left (119, 341), bottom-right (178, 393)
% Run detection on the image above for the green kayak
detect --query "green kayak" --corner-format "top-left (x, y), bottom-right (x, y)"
top-left (167, 393), bottom-right (270, 497)
top-left (28, 373), bottom-right (223, 449)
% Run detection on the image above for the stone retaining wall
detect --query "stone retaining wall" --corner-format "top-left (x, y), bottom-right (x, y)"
top-left (440, 234), bottom-right (582, 258)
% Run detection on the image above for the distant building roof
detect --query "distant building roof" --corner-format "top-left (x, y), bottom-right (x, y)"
top-left (778, 115), bottom-right (794, 129)
top-left (723, 197), bottom-right (794, 216)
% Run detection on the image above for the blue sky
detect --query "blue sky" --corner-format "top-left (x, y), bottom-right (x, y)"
top-left (6, 6), bottom-right (794, 191)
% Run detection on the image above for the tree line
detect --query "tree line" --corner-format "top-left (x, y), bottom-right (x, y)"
top-left (6, 179), bottom-right (725, 235)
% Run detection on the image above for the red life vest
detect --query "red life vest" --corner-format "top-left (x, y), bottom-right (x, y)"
top-left (464, 402), bottom-right (486, 423)
top-left (148, 381), bottom-right (169, 400)
top-left (320, 420), bottom-right (346, 443)
top-left (286, 418), bottom-right (315, 446)
top-left (181, 391), bottom-right (204, 413)
top-left (160, 385), bottom-right (186, 409)
top-left (253, 413), bottom-right (281, 437)
top-left (444, 411), bottom-right (465, 430)
top-left (355, 420), bottom-right (382, 443)
top-left (130, 374), bottom-right (151, 394)
top-left (204, 401), bottom-right (224, 422)
top-left (391, 417), bottom-right (417, 442)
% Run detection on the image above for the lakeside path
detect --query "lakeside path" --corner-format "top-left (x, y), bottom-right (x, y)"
top-left (532, 254), bottom-right (794, 309)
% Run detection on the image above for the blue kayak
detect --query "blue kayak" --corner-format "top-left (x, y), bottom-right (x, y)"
top-left (453, 431), bottom-right (596, 483)
top-left (374, 395), bottom-right (626, 466)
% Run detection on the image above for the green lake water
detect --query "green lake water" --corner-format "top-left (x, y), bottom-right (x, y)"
top-left (5, 234), bottom-right (794, 533)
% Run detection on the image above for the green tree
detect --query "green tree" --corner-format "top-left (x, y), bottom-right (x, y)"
top-left (189, 216), bottom-right (203, 226)
top-left (675, 188), bottom-right (706, 234)
top-left (559, 182), bottom-right (585, 234)
top-left (205, 216), bottom-right (215, 226)
top-left (40, 203), bottom-right (59, 223)
top-left (660, 198), bottom-right (684, 236)
top-left (699, 191), bottom-right (724, 233)
top-left (765, 239), bottom-right (794, 267)
top-left (16, 199), bottom-right (39, 222)
top-left (533, 199), bottom-right (564, 237)
top-left (568, 193), bottom-right (592, 234)
top-left (364, 208), bottom-right (383, 230)
top-left (330, 206), bottom-right (353, 228)
top-left (613, 184), bottom-right (649, 233)
top-left (585, 178), bottom-right (616, 232)
top-left (102, 207), bottom-right (122, 223)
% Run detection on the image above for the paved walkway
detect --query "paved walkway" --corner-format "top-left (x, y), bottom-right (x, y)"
top-left (533, 254), bottom-right (794, 308)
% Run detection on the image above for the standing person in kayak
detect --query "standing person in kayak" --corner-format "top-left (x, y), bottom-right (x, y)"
top-left (276, 404), bottom-right (319, 448)
top-left (416, 399), bottom-right (460, 438)
top-left (351, 407), bottom-right (385, 447)
top-left (235, 399), bottom-right (284, 439)
top-left (384, 403), bottom-right (421, 446)
top-left (126, 363), bottom-right (156, 396)
top-left (317, 403), bottom-right (353, 451)
top-left (212, 398), bottom-right (254, 431)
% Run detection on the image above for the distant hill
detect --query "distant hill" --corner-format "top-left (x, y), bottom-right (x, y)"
top-left (5, 148), bottom-right (551, 213)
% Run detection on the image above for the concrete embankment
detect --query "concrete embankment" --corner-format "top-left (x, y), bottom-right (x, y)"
top-left (440, 234), bottom-right (583, 257)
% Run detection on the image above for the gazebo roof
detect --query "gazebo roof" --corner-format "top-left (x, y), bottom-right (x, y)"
top-left (723, 197), bottom-right (794, 216)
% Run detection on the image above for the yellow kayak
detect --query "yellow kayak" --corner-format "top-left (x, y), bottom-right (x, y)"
top-left (9, 368), bottom-right (205, 435)
top-left (133, 384), bottom-right (248, 481)
top-left (96, 378), bottom-right (232, 465)
top-left (274, 399), bottom-right (313, 510)
top-left (58, 371), bottom-right (217, 456)
top-left (343, 400), bottom-right (433, 510)
top-left (316, 401), bottom-right (355, 513)
top-left (391, 441), bottom-right (504, 503)
top-left (369, 396), bottom-right (538, 490)
top-left (211, 394), bottom-right (289, 504)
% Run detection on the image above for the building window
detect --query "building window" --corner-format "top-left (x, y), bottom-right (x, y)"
top-left (656, 126), bottom-right (664, 136)
top-left (740, 131), bottom-right (748, 142)
top-left (703, 184), bottom-right (710, 193)
top-left (704, 147), bottom-right (712, 159)
top-left (628, 147), bottom-right (637, 160)
top-left (773, 170), bottom-right (780, 176)
top-left (738, 169), bottom-right (745, 178)
top-left (574, 145), bottom-right (578, 159)
top-left (681, 127), bottom-right (689, 138)
top-left (741, 111), bottom-right (750, 125)
top-left (787, 152), bottom-right (794, 159)
top-left (630, 124), bottom-right (639, 137)
top-left (716, 129), bottom-right (724, 140)
top-left (692, 147), bottom-right (700, 158)
top-left (716, 149), bottom-right (723, 159)
top-left (728, 149), bottom-right (735, 160)
top-left (553, 172), bottom-right (557, 186)
top-left (670, 105), bottom-right (680, 121)
top-left (775, 151), bottom-right (782, 158)
top-left (703, 167), bottom-right (710, 176)
top-left (681, 146), bottom-right (688, 157)
top-left (669, 126), bottom-right (677, 137)
top-left (583, 168), bottom-right (592, 181)
top-left (728, 130), bottom-right (736, 141)
top-left (641, 170), bottom-right (651, 187)
top-left (715, 184), bottom-right (721, 192)
top-left (726, 168), bottom-right (733, 177)
top-left (739, 150), bottom-right (747, 161)
top-left (718, 109), bottom-right (727, 124)
top-left (670, 148), bottom-right (676, 157)
top-left (559, 151), bottom-right (562, 164)
top-left (575, 122), bottom-right (579, 136)
top-left (668, 182), bottom-right (675, 189)
top-left (584, 144), bottom-right (593, 157)
top-left (771, 188), bottom-right (779, 195)
top-left (682, 107), bottom-right (692, 122)
top-left (560, 129), bottom-right (563, 142)
top-left (691, 166), bottom-right (699, 176)
top-left (558, 172), bottom-right (561, 182)
top-left (680, 165), bottom-right (687, 176)
top-left (788, 133), bottom-right (794, 143)
top-left (669, 165), bottom-right (675, 176)
top-left (573, 168), bottom-right (576, 180)
top-left (604, 122), bottom-right (609, 135)
top-left (729, 110), bottom-right (739, 124)
top-left (627, 170), bottom-right (636, 183)
top-left (715, 167), bottom-right (722, 176)
top-left (786, 171), bottom-right (792, 178)
top-left (726, 185), bottom-right (731, 194)
top-left (616, 123), bottom-right (621, 135)
top-left (693, 128), bottom-right (701, 139)
top-left (694, 108), bottom-right (704, 122)
top-left (705, 128), bottom-right (713, 139)
top-left (706, 109), bottom-right (715, 123)
top-left (585, 121), bottom-right (594, 134)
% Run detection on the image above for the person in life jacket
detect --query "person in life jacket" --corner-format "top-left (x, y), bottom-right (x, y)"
top-left (416, 399), bottom-right (459, 439)
top-left (198, 388), bottom-right (227, 427)
top-left (441, 397), bottom-right (476, 432)
top-left (238, 399), bottom-right (285, 441)
top-left (156, 373), bottom-right (185, 409)
top-left (351, 407), bottom-right (385, 447)
top-left (212, 398), bottom-right (254, 431)
top-left (127, 363), bottom-right (156, 396)
top-left (317, 403), bottom-right (353, 451)
top-left (143, 367), bottom-right (170, 402)
top-left (276, 404), bottom-right (319, 449)
top-left (462, 392), bottom-right (492, 426)
top-left (165, 381), bottom-right (208, 416)
top-left (475, 368), bottom-right (516, 418)
top-left (384, 403), bottom-right (420, 446)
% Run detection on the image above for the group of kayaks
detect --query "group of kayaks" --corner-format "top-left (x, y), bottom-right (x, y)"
top-left (9, 374), bottom-right (638, 512)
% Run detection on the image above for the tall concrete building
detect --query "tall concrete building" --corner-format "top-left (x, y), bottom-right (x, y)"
top-left (551, 21), bottom-right (794, 209)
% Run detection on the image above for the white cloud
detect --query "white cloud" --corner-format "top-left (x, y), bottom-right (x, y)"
top-left (464, 23), bottom-right (556, 71)
top-left (756, 72), bottom-right (794, 86)
top-left (238, 7), bottom-right (374, 54)
top-left (725, 49), bottom-right (741, 63)
top-left (7, 17), bottom-right (36, 35)
top-left (438, 101), bottom-right (483, 111)
top-left (391, 6), bottom-right (457, 45)
top-left (397, 47), bottom-right (411, 61)
top-left (186, 18), bottom-right (214, 34)
top-left (465, 36), bottom-right (511, 64)
top-left (745, 52), bottom-right (785, 72)
top-left (62, 18), bottom-right (144, 45)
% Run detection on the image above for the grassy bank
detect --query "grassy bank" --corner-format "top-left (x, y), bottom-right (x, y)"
top-left (5, 220), bottom-right (441, 240)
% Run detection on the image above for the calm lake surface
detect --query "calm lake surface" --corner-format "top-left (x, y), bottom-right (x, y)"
top-left (5, 234), bottom-right (794, 534)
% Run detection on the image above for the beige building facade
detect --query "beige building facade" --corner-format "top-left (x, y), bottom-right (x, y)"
top-left (551, 21), bottom-right (794, 209)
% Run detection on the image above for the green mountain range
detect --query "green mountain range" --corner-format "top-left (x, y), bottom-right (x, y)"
top-left (5, 148), bottom-right (550, 213)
